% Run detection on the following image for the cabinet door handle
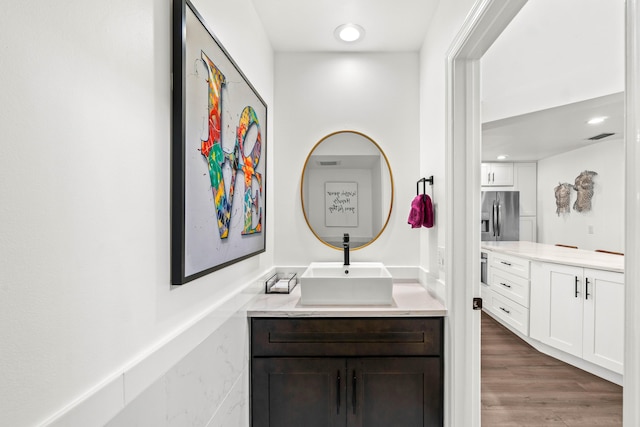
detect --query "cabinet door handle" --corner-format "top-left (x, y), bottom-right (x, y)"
top-left (492, 172), bottom-right (495, 182)
top-left (575, 276), bottom-right (580, 298)
top-left (500, 261), bottom-right (512, 266)
top-left (336, 370), bottom-right (341, 414)
top-left (352, 370), bottom-right (357, 415)
top-left (585, 278), bottom-right (591, 300)
top-left (500, 282), bottom-right (511, 289)
top-left (499, 306), bottom-right (510, 314)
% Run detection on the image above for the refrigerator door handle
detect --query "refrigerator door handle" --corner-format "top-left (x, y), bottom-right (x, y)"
top-left (492, 202), bottom-right (497, 236)
top-left (497, 203), bottom-right (502, 237)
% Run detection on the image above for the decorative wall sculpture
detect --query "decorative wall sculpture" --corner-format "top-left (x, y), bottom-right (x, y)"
top-left (573, 170), bottom-right (598, 213)
top-left (554, 182), bottom-right (574, 216)
top-left (171, 0), bottom-right (267, 285)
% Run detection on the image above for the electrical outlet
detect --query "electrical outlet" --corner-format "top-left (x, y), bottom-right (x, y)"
top-left (588, 225), bottom-right (594, 234)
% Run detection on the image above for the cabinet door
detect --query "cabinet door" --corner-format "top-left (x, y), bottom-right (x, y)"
top-left (347, 358), bottom-right (442, 427)
top-left (490, 267), bottom-right (530, 308)
top-left (513, 163), bottom-right (537, 216)
top-left (530, 262), bottom-right (584, 357)
top-left (481, 163), bottom-right (491, 186)
top-left (583, 269), bottom-right (625, 374)
top-left (519, 216), bottom-right (537, 242)
top-left (491, 163), bottom-right (514, 186)
top-left (486, 291), bottom-right (529, 336)
top-left (481, 163), bottom-right (514, 186)
top-left (251, 358), bottom-right (347, 427)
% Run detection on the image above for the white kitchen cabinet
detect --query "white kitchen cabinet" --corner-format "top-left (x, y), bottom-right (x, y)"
top-left (486, 252), bottom-right (530, 335)
top-left (583, 269), bottom-right (625, 373)
top-left (513, 163), bottom-right (537, 216)
top-left (519, 217), bottom-right (536, 242)
top-left (491, 252), bottom-right (530, 279)
top-left (486, 291), bottom-right (529, 334)
top-left (481, 163), bottom-right (514, 186)
top-left (529, 262), bottom-right (624, 374)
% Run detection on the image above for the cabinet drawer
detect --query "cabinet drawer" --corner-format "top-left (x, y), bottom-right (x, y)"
top-left (491, 253), bottom-right (530, 279)
top-left (251, 317), bottom-right (443, 357)
top-left (487, 293), bottom-right (529, 336)
top-left (490, 268), bottom-right (530, 308)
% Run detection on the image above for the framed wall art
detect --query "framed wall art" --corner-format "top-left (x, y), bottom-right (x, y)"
top-left (325, 182), bottom-right (358, 227)
top-left (171, 0), bottom-right (267, 285)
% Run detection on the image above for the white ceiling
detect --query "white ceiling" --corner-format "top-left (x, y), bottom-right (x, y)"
top-left (250, 0), bottom-right (440, 52)
top-left (251, 0), bottom-right (624, 162)
top-left (482, 92), bottom-right (624, 162)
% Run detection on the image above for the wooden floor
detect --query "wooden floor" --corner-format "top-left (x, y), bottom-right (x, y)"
top-left (481, 312), bottom-right (622, 426)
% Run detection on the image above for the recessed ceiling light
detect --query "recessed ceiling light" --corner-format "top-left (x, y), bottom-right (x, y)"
top-left (334, 24), bottom-right (365, 43)
top-left (496, 155), bottom-right (508, 160)
top-left (587, 116), bottom-right (608, 125)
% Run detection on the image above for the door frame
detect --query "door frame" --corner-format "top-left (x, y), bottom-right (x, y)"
top-left (445, 1), bottom-right (527, 425)
top-left (624, 1), bottom-right (640, 424)
top-left (446, 0), bottom-right (640, 426)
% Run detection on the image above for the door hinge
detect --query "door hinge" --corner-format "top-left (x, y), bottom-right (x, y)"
top-left (473, 297), bottom-right (483, 310)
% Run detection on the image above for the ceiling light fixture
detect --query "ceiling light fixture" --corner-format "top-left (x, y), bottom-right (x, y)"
top-left (496, 155), bottom-right (508, 160)
top-left (334, 24), bottom-right (365, 43)
top-left (587, 116), bottom-right (608, 125)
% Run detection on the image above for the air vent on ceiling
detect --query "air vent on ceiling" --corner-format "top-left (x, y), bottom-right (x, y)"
top-left (587, 132), bottom-right (615, 141)
top-left (318, 160), bottom-right (340, 166)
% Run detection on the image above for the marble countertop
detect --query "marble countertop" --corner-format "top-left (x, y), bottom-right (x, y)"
top-left (481, 241), bottom-right (624, 273)
top-left (247, 282), bottom-right (447, 317)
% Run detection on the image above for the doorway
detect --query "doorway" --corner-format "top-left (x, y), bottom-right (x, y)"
top-left (478, 0), bottom-right (625, 423)
top-left (446, 0), bottom-right (640, 426)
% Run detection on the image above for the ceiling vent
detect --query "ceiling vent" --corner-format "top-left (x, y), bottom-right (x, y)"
top-left (587, 132), bottom-right (615, 141)
top-left (318, 160), bottom-right (340, 166)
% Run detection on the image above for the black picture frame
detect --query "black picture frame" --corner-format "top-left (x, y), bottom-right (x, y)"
top-left (171, 0), bottom-right (267, 285)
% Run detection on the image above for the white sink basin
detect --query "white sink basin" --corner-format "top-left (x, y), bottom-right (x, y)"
top-left (299, 262), bottom-right (393, 305)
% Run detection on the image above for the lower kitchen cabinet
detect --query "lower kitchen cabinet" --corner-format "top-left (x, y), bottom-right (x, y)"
top-left (530, 262), bottom-right (624, 374)
top-left (251, 318), bottom-right (443, 427)
top-left (485, 251), bottom-right (530, 336)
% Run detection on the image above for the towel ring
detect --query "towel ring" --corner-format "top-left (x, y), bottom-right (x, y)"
top-left (416, 176), bottom-right (434, 195)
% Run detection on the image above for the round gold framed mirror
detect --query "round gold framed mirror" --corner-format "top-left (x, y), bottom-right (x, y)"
top-left (300, 130), bottom-right (394, 250)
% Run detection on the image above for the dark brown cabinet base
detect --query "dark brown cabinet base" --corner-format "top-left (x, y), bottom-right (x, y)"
top-left (251, 318), bottom-right (443, 427)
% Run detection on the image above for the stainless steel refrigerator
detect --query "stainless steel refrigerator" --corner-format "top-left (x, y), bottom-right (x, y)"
top-left (481, 191), bottom-right (520, 241)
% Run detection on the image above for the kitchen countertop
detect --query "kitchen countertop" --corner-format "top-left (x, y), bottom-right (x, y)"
top-left (482, 241), bottom-right (624, 273)
top-left (247, 282), bottom-right (447, 317)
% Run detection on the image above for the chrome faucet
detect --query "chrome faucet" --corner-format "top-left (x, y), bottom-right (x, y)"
top-left (343, 233), bottom-right (350, 266)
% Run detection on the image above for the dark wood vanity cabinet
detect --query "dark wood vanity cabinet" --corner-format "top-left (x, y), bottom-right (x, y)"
top-left (250, 317), bottom-right (444, 427)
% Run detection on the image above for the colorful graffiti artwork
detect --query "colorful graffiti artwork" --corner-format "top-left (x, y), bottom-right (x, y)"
top-left (171, 0), bottom-right (267, 284)
top-left (200, 52), bottom-right (263, 239)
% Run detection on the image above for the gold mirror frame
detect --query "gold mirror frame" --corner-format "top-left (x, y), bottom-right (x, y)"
top-left (300, 130), bottom-right (394, 250)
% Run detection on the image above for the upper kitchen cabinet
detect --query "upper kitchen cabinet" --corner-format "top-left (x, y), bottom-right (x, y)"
top-left (481, 162), bottom-right (514, 186)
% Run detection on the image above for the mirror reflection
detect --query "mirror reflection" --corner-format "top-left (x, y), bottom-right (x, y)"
top-left (301, 131), bottom-right (394, 250)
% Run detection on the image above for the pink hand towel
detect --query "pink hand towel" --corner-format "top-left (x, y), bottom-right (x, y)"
top-left (423, 194), bottom-right (434, 228)
top-left (407, 195), bottom-right (424, 228)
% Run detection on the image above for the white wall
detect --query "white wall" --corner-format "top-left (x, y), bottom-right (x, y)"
top-left (537, 139), bottom-right (625, 252)
top-left (481, 0), bottom-right (625, 122)
top-left (273, 53), bottom-right (421, 266)
top-left (0, 0), bottom-right (274, 425)
top-left (419, 0), bottom-right (477, 282)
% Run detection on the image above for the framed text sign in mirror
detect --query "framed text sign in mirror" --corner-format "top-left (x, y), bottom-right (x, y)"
top-left (325, 182), bottom-right (358, 227)
top-left (301, 131), bottom-right (394, 250)
top-left (171, 0), bottom-right (267, 285)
